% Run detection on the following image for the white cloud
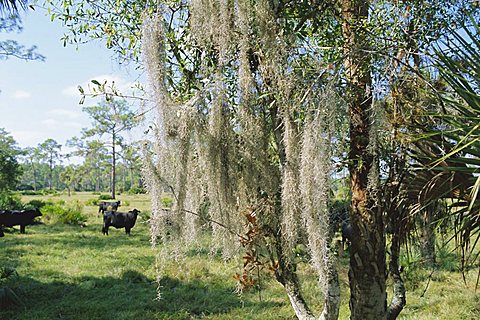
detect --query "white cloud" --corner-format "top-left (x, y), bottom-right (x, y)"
top-left (12, 90), bottom-right (32, 99)
top-left (13, 130), bottom-right (46, 146)
top-left (62, 74), bottom-right (137, 98)
top-left (41, 118), bottom-right (83, 129)
top-left (47, 108), bottom-right (82, 119)
top-left (61, 85), bottom-right (83, 97)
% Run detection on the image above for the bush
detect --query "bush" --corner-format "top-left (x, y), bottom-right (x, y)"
top-left (84, 198), bottom-right (99, 206)
top-left (161, 194), bottom-right (173, 209)
top-left (127, 187), bottom-right (146, 194)
top-left (42, 200), bottom-right (86, 225)
top-left (0, 192), bottom-right (23, 210)
top-left (98, 194), bottom-right (114, 200)
top-left (25, 199), bottom-right (53, 209)
top-left (138, 211), bottom-right (151, 222)
top-left (0, 266), bottom-right (17, 281)
top-left (42, 189), bottom-right (59, 195)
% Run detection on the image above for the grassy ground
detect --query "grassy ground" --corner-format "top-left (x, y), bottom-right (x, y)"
top-left (1, 192), bottom-right (479, 319)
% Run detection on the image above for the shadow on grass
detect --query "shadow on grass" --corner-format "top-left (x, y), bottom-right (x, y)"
top-left (1, 223), bottom-right (286, 319)
top-left (0, 270), bottom-right (280, 320)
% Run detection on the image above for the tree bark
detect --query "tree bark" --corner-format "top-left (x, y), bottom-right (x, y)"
top-left (319, 263), bottom-right (341, 320)
top-left (111, 131), bottom-right (116, 199)
top-left (418, 205), bottom-right (436, 268)
top-left (30, 160), bottom-right (37, 191)
top-left (49, 155), bottom-right (53, 190)
top-left (387, 228), bottom-right (406, 320)
top-left (273, 242), bottom-right (315, 320)
top-left (341, 0), bottom-right (387, 318)
top-left (95, 166), bottom-right (100, 192)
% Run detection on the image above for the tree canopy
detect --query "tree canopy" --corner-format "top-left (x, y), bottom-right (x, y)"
top-left (0, 128), bottom-right (22, 192)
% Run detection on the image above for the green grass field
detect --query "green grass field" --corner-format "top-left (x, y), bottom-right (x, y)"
top-left (1, 192), bottom-right (479, 319)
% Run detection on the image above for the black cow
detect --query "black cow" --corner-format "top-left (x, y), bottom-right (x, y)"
top-left (0, 208), bottom-right (42, 236)
top-left (341, 220), bottom-right (353, 250)
top-left (98, 200), bottom-right (121, 214)
top-left (102, 209), bottom-right (140, 236)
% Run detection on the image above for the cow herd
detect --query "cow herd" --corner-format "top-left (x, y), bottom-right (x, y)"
top-left (0, 200), bottom-right (141, 237)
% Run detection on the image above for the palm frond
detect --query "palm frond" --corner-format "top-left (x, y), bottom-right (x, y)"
top-left (0, 0), bottom-right (27, 15)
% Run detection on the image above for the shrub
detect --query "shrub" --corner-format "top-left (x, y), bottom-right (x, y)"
top-left (0, 192), bottom-right (23, 210)
top-left (138, 211), bottom-right (151, 222)
top-left (84, 198), bottom-right (99, 206)
top-left (42, 189), bottom-right (58, 195)
top-left (0, 266), bottom-right (17, 281)
top-left (98, 194), bottom-right (114, 200)
top-left (25, 199), bottom-right (53, 209)
top-left (128, 187), bottom-right (146, 194)
top-left (42, 200), bottom-right (86, 225)
top-left (161, 194), bottom-right (173, 209)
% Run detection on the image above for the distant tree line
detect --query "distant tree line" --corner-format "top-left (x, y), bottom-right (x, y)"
top-left (1, 98), bottom-right (144, 196)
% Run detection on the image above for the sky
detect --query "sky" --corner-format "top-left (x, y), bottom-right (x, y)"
top-left (0, 7), bottom-right (146, 161)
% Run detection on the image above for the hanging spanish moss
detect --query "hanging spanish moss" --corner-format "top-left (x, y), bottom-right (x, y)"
top-left (142, 1), bottom-right (342, 317)
top-left (300, 83), bottom-right (341, 320)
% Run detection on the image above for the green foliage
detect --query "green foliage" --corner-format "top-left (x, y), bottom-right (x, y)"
top-left (127, 186), bottom-right (145, 194)
top-left (0, 128), bottom-right (22, 192)
top-left (36, 139), bottom-right (62, 190)
top-left (44, 0), bottom-right (159, 61)
top-left (408, 17), bottom-right (480, 269)
top-left (0, 192), bottom-right (23, 209)
top-left (41, 200), bottom-right (86, 225)
top-left (20, 189), bottom-right (59, 196)
top-left (98, 194), bottom-right (114, 200)
top-left (84, 198), bottom-right (99, 206)
top-left (0, 266), bottom-right (17, 281)
top-left (161, 194), bottom-right (173, 209)
top-left (24, 199), bottom-right (51, 209)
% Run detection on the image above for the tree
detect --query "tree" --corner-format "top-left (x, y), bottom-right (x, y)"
top-left (20, 146), bottom-right (43, 191)
top-left (0, 1), bottom-right (45, 61)
top-left (67, 138), bottom-right (109, 192)
top-left (59, 164), bottom-right (84, 196)
top-left (340, 0), bottom-right (388, 317)
top-left (79, 98), bottom-right (140, 199)
top-left (120, 142), bottom-right (142, 191)
top-left (0, 128), bottom-right (22, 192)
top-left (37, 138), bottom-right (61, 190)
top-left (44, 0), bottom-right (479, 319)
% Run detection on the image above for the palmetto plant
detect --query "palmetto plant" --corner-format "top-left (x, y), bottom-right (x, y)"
top-left (0, 0), bottom-right (27, 14)
top-left (413, 16), bottom-right (480, 274)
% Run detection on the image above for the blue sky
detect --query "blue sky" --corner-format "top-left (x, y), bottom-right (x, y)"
top-left (0, 7), bottom-right (144, 158)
